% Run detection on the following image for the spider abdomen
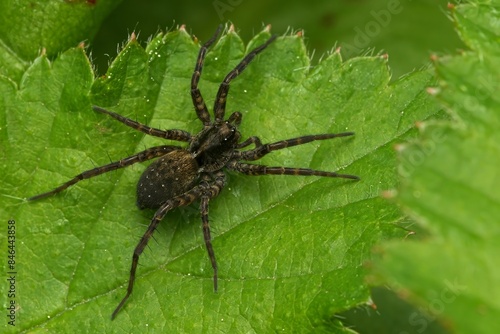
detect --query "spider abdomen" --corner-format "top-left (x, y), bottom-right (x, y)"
top-left (136, 150), bottom-right (199, 209)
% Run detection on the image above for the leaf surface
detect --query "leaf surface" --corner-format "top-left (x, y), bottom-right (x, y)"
top-left (0, 27), bottom-right (440, 333)
top-left (372, 2), bottom-right (500, 333)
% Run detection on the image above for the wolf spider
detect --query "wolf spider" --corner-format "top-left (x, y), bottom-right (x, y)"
top-left (29, 25), bottom-right (359, 319)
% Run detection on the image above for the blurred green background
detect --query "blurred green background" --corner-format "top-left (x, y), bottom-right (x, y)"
top-left (92, 0), bottom-right (463, 79)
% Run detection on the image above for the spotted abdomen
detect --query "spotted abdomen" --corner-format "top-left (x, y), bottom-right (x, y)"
top-left (136, 150), bottom-right (199, 209)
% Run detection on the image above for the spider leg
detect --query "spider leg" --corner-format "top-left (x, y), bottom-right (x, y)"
top-left (93, 106), bottom-right (192, 142)
top-left (235, 132), bottom-right (355, 161)
top-left (228, 162), bottom-right (359, 180)
top-left (191, 25), bottom-right (223, 126)
top-left (213, 34), bottom-right (277, 123)
top-left (199, 171), bottom-right (226, 292)
top-left (236, 136), bottom-right (262, 149)
top-left (111, 191), bottom-right (197, 320)
top-left (111, 171), bottom-right (226, 319)
top-left (28, 145), bottom-right (180, 201)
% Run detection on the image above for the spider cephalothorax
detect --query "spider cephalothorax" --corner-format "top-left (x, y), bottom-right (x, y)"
top-left (136, 112), bottom-right (242, 209)
top-left (29, 25), bottom-right (358, 319)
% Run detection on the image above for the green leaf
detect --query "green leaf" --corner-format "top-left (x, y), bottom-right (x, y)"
top-left (0, 0), bottom-right (121, 82)
top-left (372, 2), bottom-right (500, 334)
top-left (0, 0), bottom-right (120, 59)
top-left (1, 26), bottom-right (440, 332)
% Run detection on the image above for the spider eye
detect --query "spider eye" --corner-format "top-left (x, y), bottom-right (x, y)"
top-left (223, 128), bottom-right (235, 141)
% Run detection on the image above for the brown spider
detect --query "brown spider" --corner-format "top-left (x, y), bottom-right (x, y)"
top-left (29, 25), bottom-right (359, 319)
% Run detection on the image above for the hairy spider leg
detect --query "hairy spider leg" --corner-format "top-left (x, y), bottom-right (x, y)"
top-left (229, 162), bottom-right (359, 179)
top-left (112, 171), bottom-right (226, 319)
top-left (93, 106), bottom-right (192, 142)
top-left (237, 132), bottom-right (355, 160)
top-left (228, 132), bottom-right (359, 179)
top-left (191, 25), bottom-right (223, 126)
top-left (236, 136), bottom-right (263, 149)
top-left (28, 146), bottom-right (179, 201)
top-left (214, 34), bottom-right (277, 123)
top-left (199, 170), bottom-right (226, 292)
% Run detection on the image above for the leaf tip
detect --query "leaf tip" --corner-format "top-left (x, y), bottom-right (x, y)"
top-left (430, 54), bottom-right (439, 62)
top-left (415, 121), bottom-right (426, 132)
top-left (447, 2), bottom-right (455, 11)
top-left (179, 24), bottom-right (187, 33)
top-left (426, 87), bottom-right (440, 96)
top-left (296, 29), bottom-right (304, 38)
top-left (367, 298), bottom-right (377, 311)
top-left (264, 24), bottom-right (272, 33)
top-left (394, 143), bottom-right (407, 153)
top-left (129, 32), bottom-right (137, 42)
top-left (228, 23), bottom-right (236, 33)
top-left (405, 230), bottom-right (416, 239)
top-left (381, 189), bottom-right (398, 199)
